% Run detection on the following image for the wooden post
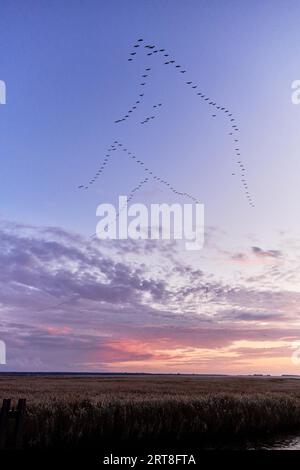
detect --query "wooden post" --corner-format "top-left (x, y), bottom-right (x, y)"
top-left (0, 399), bottom-right (11, 449)
top-left (14, 399), bottom-right (26, 449)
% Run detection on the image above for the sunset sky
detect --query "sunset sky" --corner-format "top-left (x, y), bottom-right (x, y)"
top-left (1, 0), bottom-right (300, 374)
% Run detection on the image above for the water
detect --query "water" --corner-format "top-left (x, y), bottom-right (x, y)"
top-left (261, 435), bottom-right (300, 450)
top-left (203, 434), bottom-right (300, 450)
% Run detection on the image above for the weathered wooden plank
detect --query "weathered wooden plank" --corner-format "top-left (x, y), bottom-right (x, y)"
top-left (0, 399), bottom-right (11, 449)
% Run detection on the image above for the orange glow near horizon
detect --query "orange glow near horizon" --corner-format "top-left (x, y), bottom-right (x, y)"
top-left (80, 335), bottom-right (300, 376)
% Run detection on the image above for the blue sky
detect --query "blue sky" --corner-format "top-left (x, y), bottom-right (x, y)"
top-left (1, 0), bottom-right (300, 373)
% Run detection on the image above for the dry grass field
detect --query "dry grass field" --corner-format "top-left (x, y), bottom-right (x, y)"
top-left (1, 374), bottom-right (300, 449)
top-left (2, 374), bottom-right (300, 402)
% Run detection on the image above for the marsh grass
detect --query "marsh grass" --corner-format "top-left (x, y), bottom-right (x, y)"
top-left (23, 394), bottom-right (300, 449)
top-left (2, 376), bottom-right (300, 449)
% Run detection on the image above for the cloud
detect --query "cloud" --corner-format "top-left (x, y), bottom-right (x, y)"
top-left (0, 222), bottom-right (170, 308)
top-left (0, 221), bottom-right (299, 373)
top-left (251, 246), bottom-right (282, 258)
top-left (216, 309), bottom-right (285, 322)
top-left (228, 246), bottom-right (282, 266)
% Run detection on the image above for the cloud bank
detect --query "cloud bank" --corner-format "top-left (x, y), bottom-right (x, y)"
top-left (0, 221), bottom-right (299, 374)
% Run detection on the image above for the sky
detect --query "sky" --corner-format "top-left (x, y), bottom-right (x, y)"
top-left (1, 0), bottom-right (300, 373)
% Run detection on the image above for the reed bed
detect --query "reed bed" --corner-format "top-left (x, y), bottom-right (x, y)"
top-left (2, 375), bottom-right (300, 448)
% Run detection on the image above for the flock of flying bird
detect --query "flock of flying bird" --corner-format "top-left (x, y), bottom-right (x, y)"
top-left (39, 39), bottom-right (255, 312)
top-left (78, 38), bottom-right (254, 209)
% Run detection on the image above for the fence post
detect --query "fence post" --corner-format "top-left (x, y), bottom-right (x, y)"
top-left (0, 399), bottom-right (11, 449)
top-left (15, 399), bottom-right (26, 449)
